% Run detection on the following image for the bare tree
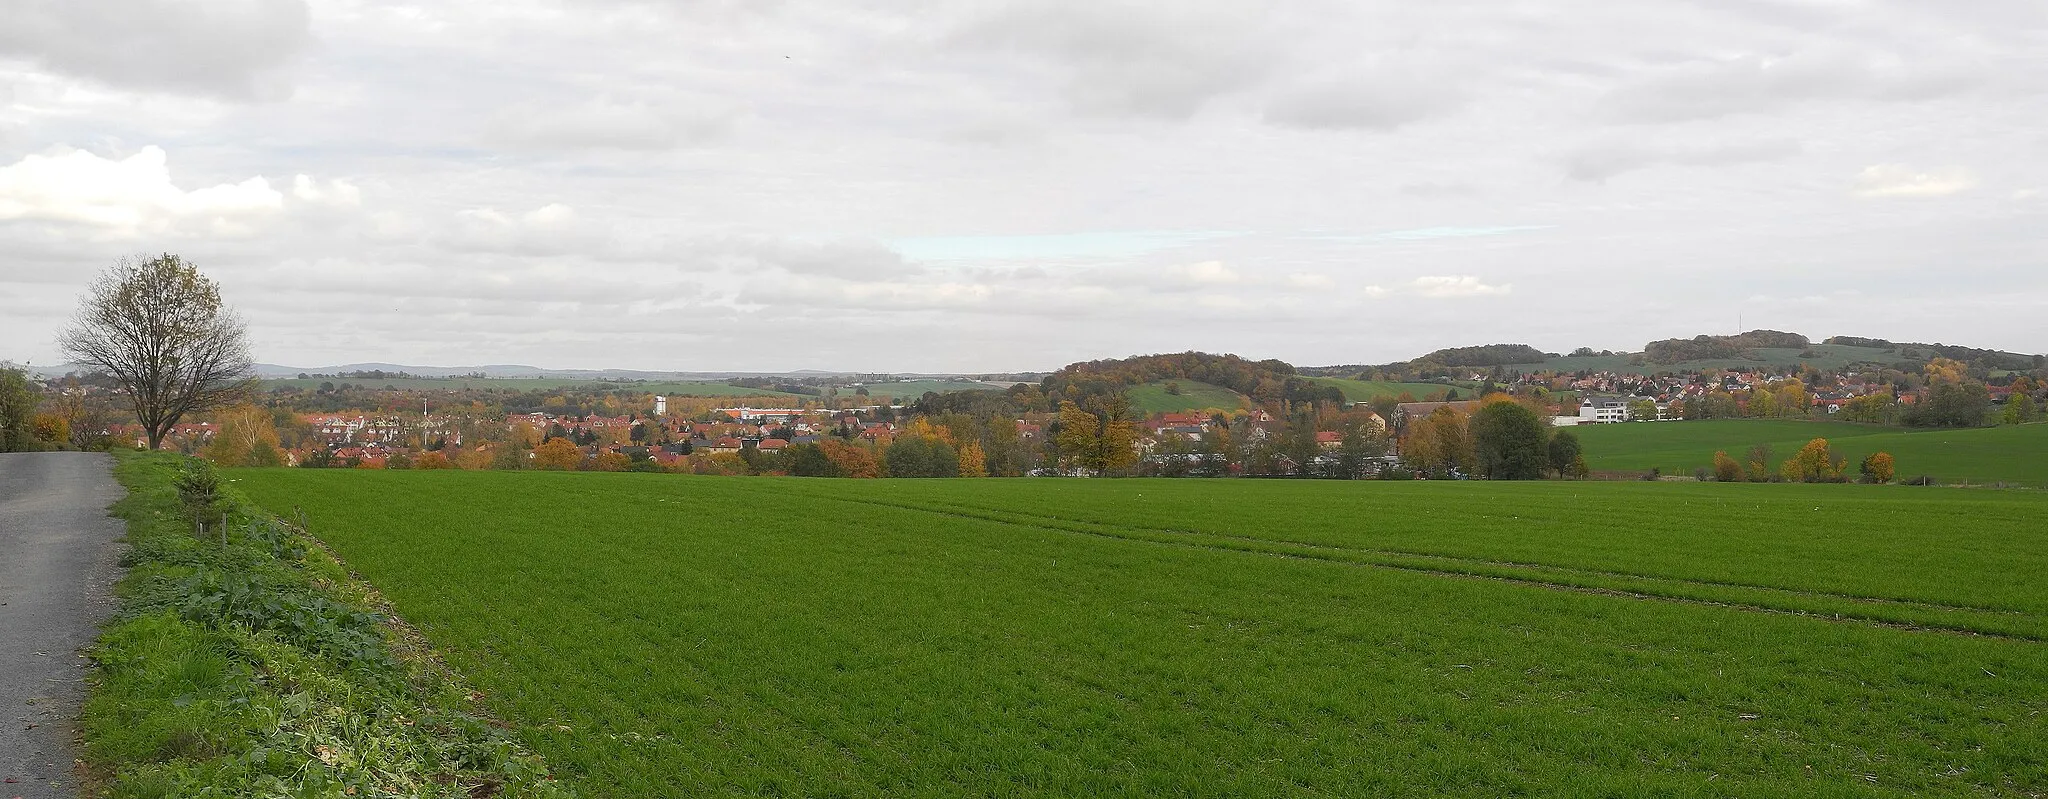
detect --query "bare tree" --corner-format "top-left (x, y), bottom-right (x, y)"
top-left (60, 254), bottom-right (254, 450)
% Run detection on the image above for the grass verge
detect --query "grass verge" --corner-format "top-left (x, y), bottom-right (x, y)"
top-left (82, 451), bottom-right (571, 798)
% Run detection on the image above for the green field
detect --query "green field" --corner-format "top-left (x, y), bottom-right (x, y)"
top-left (1574, 419), bottom-right (2048, 485)
top-left (231, 471), bottom-right (2048, 796)
top-left (1123, 380), bottom-right (1247, 414)
top-left (1307, 377), bottom-right (1469, 402)
top-left (854, 380), bottom-right (1013, 401)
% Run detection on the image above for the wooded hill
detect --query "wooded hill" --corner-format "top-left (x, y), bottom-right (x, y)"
top-left (1039, 352), bottom-right (1343, 413)
top-left (1317, 331), bottom-right (2042, 378)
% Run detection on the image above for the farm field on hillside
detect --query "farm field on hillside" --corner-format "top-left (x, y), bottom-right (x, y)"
top-left (1123, 380), bottom-right (1246, 414)
top-left (231, 471), bottom-right (2048, 797)
top-left (1575, 419), bottom-right (2048, 485)
top-left (1306, 377), bottom-right (1465, 402)
top-left (852, 379), bottom-right (1012, 400)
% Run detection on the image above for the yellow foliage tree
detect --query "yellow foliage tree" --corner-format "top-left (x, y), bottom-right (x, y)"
top-left (1861, 451), bottom-right (1895, 483)
top-left (1925, 357), bottom-right (1969, 386)
top-left (1773, 379), bottom-right (1810, 418)
top-left (205, 404), bottom-right (283, 467)
top-left (591, 452), bottom-right (631, 472)
top-left (532, 437), bottom-right (584, 471)
top-left (31, 413), bottom-right (70, 447)
top-left (1711, 450), bottom-right (1744, 482)
top-left (415, 451), bottom-right (455, 470)
top-left (820, 439), bottom-right (881, 478)
top-left (1779, 438), bottom-right (1845, 483)
top-left (957, 441), bottom-right (988, 477)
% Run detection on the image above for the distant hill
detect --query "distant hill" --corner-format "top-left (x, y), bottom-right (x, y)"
top-left (1333, 331), bottom-right (2042, 377)
top-left (1642, 331), bottom-right (1809, 364)
top-left (1041, 351), bottom-right (1342, 411)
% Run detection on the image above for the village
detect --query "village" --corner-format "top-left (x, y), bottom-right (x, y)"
top-left (74, 355), bottom-right (2026, 477)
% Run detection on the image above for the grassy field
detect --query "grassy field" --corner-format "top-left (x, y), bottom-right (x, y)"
top-left (1124, 380), bottom-right (1247, 414)
top-left (230, 470), bottom-right (2048, 797)
top-left (1574, 419), bottom-right (2048, 485)
top-left (853, 380), bottom-right (1013, 401)
top-left (1307, 377), bottom-right (1469, 402)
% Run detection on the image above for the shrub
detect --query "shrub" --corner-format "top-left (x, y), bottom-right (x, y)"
top-left (1711, 451), bottom-right (1744, 483)
top-left (1780, 438), bottom-right (1847, 483)
top-left (1860, 452), bottom-right (1896, 484)
top-left (174, 461), bottom-right (221, 513)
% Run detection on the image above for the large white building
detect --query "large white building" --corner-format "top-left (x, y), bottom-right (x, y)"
top-left (1579, 396), bottom-right (1667, 423)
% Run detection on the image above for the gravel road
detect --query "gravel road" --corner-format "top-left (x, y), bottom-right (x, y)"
top-left (0, 453), bottom-right (125, 799)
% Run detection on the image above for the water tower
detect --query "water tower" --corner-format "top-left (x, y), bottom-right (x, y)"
top-left (654, 395), bottom-right (667, 416)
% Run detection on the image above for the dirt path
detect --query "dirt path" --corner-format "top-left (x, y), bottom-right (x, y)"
top-left (0, 453), bottom-right (126, 799)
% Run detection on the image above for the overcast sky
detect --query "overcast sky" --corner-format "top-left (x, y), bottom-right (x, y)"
top-left (2, 1), bottom-right (2044, 372)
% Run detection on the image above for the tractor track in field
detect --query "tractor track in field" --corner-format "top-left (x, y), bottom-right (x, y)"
top-left (752, 487), bottom-right (2045, 643)
top-left (890, 496), bottom-right (2028, 616)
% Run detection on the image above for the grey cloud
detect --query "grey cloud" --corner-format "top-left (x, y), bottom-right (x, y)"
top-left (490, 96), bottom-right (741, 151)
top-left (5, 1), bottom-right (2046, 370)
top-left (1399, 182), bottom-right (1478, 198)
top-left (1563, 138), bottom-right (1804, 181)
top-left (0, 0), bottom-right (311, 99)
top-left (1261, 72), bottom-right (1462, 131)
top-left (945, 1), bottom-right (1276, 118)
top-left (1598, 47), bottom-right (1984, 124)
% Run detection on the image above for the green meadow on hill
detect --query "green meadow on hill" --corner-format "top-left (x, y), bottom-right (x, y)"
top-left (1122, 380), bottom-right (1248, 414)
top-left (230, 470), bottom-right (2048, 797)
top-left (1305, 377), bottom-right (1470, 402)
top-left (1573, 419), bottom-right (2048, 485)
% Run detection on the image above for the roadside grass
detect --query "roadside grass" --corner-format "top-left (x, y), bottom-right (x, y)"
top-left (232, 469), bottom-right (2048, 797)
top-left (1573, 419), bottom-right (2048, 485)
top-left (1123, 380), bottom-right (1247, 414)
top-left (85, 452), bottom-right (570, 798)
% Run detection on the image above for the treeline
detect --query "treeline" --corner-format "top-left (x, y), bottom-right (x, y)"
top-left (1705, 439), bottom-right (1897, 484)
top-left (1417, 344), bottom-right (1551, 367)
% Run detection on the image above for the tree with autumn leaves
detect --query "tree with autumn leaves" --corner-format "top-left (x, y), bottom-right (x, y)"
top-left (1054, 400), bottom-right (1139, 476)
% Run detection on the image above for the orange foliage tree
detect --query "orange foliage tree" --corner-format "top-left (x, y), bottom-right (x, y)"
top-left (533, 437), bottom-right (584, 471)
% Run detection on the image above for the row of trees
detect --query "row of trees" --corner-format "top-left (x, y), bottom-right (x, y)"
top-left (1397, 398), bottom-right (1584, 480)
top-left (1707, 440), bottom-right (1895, 483)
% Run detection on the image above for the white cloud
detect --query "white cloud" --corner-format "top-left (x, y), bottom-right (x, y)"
top-left (1286, 272), bottom-right (1335, 290)
top-left (0, 146), bottom-right (283, 235)
top-left (1853, 164), bottom-right (1977, 198)
top-left (1409, 275), bottom-right (1511, 298)
top-left (1183, 260), bottom-right (1239, 284)
top-left (489, 95), bottom-right (740, 151)
top-left (1563, 139), bottom-right (1803, 182)
top-left (291, 175), bottom-right (361, 206)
